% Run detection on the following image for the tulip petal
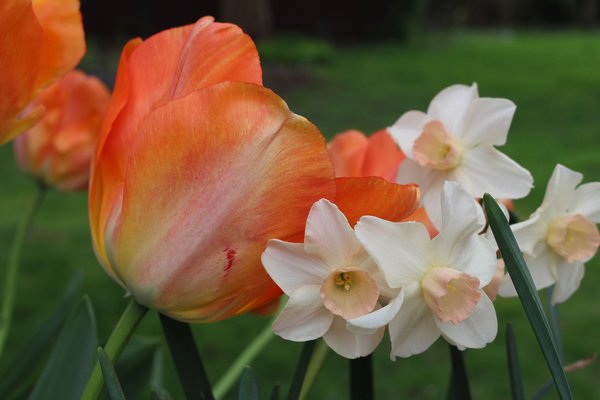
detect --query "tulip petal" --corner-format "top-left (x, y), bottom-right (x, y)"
top-left (328, 129), bottom-right (368, 177)
top-left (273, 286), bottom-right (333, 341)
top-left (437, 291), bottom-right (497, 349)
top-left (334, 177), bottom-right (420, 227)
top-left (31, 0), bottom-right (85, 89)
top-left (323, 316), bottom-right (384, 359)
top-left (105, 82), bottom-right (334, 321)
top-left (572, 182), bottom-right (600, 223)
top-left (427, 84), bottom-right (478, 133)
top-left (455, 145), bottom-right (533, 199)
top-left (388, 284), bottom-right (440, 359)
top-left (551, 260), bottom-right (585, 304)
top-left (355, 218), bottom-right (430, 287)
top-left (262, 240), bottom-right (330, 295)
top-left (388, 110), bottom-right (431, 158)
top-left (361, 129), bottom-right (404, 181)
top-left (457, 98), bottom-right (516, 147)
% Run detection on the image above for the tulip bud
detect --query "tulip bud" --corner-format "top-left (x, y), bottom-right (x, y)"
top-left (14, 70), bottom-right (110, 191)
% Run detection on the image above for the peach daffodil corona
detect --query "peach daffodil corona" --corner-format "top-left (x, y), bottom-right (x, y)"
top-left (0, 0), bottom-right (85, 144)
top-left (500, 164), bottom-right (600, 304)
top-left (15, 70), bottom-right (110, 191)
top-left (389, 83), bottom-right (533, 228)
top-left (89, 17), bottom-right (339, 322)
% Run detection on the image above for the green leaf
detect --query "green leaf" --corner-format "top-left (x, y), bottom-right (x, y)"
top-left (483, 194), bottom-right (572, 400)
top-left (287, 340), bottom-right (316, 400)
top-left (151, 388), bottom-right (174, 400)
top-left (238, 366), bottom-right (259, 400)
top-left (446, 345), bottom-right (471, 400)
top-left (28, 296), bottom-right (98, 400)
top-left (270, 385), bottom-right (280, 400)
top-left (349, 355), bottom-right (373, 400)
top-left (0, 275), bottom-right (81, 399)
top-left (110, 336), bottom-right (162, 398)
top-left (505, 324), bottom-right (525, 400)
top-left (159, 313), bottom-right (214, 400)
top-left (98, 347), bottom-right (126, 400)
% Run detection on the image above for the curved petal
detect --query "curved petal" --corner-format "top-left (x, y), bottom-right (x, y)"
top-left (334, 177), bottom-right (420, 227)
top-left (388, 285), bottom-right (441, 359)
top-left (362, 129), bottom-right (405, 182)
top-left (540, 164), bottom-right (582, 218)
top-left (388, 111), bottom-right (431, 158)
top-left (572, 182), bottom-right (600, 223)
top-left (498, 250), bottom-right (557, 297)
top-left (551, 260), bottom-right (585, 305)
top-left (31, 0), bottom-right (85, 89)
top-left (439, 181), bottom-right (484, 236)
top-left (437, 292), bottom-right (497, 349)
top-left (455, 145), bottom-right (533, 199)
top-left (512, 214), bottom-right (548, 255)
top-left (262, 240), bottom-right (330, 295)
top-left (103, 82), bottom-right (335, 322)
top-left (347, 289), bottom-right (404, 335)
top-left (457, 97), bottom-right (516, 147)
top-left (304, 199), bottom-right (359, 268)
top-left (427, 84), bottom-right (478, 133)
top-left (355, 218), bottom-right (430, 287)
top-left (273, 286), bottom-right (333, 341)
top-left (323, 316), bottom-right (384, 359)
top-left (328, 129), bottom-right (368, 177)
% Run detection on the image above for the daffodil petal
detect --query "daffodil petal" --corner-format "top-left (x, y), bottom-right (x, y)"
top-left (347, 290), bottom-right (404, 335)
top-left (388, 110), bottom-right (431, 158)
top-left (427, 83), bottom-right (478, 133)
top-left (540, 164), bottom-right (582, 218)
top-left (437, 292), bottom-right (497, 349)
top-left (323, 316), bottom-right (384, 359)
top-left (551, 260), bottom-right (585, 305)
top-left (388, 285), bottom-right (440, 359)
top-left (262, 240), bottom-right (330, 295)
top-left (355, 218), bottom-right (430, 287)
top-left (273, 285), bottom-right (333, 341)
top-left (457, 97), bottom-right (516, 147)
top-left (498, 250), bottom-right (556, 297)
top-left (304, 199), bottom-right (360, 268)
top-left (455, 145), bottom-right (533, 199)
top-left (572, 182), bottom-right (600, 223)
top-left (512, 214), bottom-right (547, 255)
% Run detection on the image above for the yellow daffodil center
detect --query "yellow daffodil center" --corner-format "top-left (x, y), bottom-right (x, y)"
top-left (320, 268), bottom-right (379, 320)
top-left (413, 120), bottom-right (462, 170)
top-left (421, 266), bottom-right (481, 324)
top-left (546, 214), bottom-right (600, 263)
top-left (335, 272), bottom-right (353, 291)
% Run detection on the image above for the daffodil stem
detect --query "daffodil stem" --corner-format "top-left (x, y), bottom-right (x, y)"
top-left (545, 286), bottom-right (563, 362)
top-left (298, 340), bottom-right (329, 400)
top-left (0, 183), bottom-right (46, 361)
top-left (350, 354), bottom-right (373, 400)
top-left (213, 318), bottom-right (276, 399)
top-left (81, 299), bottom-right (148, 400)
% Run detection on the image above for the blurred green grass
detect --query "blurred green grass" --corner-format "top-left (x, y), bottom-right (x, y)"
top-left (1, 30), bottom-right (599, 399)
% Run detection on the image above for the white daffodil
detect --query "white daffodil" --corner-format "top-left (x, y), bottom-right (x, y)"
top-left (388, 83), bottom-right (533, 228)
top-left (499, 164), bottom-right (600, 304)
top-left (261, 199), bottom-right (396, 359)
top-left (352, 182), bottom-right (498, 359)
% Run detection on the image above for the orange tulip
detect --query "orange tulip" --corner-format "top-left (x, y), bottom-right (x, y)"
top-left (0, 0), bottom-right (85, 145)
top-left (328, 128), bottom-right (404, 182)
top-left (14, 70), bottom-right (110, 191)
top-left (89, 17), bottom-right (338, 322)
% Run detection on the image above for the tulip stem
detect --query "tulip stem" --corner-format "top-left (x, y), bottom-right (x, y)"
top-left (213, 316), bottom-right (276, 399)
top-left (81, 299), bottom-right (148, 400)
top-left (0, 182), bottom-right (46, 360)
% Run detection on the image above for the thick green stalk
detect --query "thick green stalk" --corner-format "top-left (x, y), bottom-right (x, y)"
top-left (0, 183), bottom-right (46, 360)
top-left (81, 299), bottom-right (148, 400)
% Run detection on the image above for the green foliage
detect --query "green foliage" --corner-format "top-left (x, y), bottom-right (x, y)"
top-left (257, 37), bottom-right (334, 65)
top-left (238, 367), bottom-right (259, 400)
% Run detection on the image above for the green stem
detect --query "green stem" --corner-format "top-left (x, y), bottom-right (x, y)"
top-left (0, 183), bottom-right (46, 360)
top-left (298, 340), bottom-right (329, 400)
top-left (81, 299), bottom-right (148, 400)
top-left (213, 318), bottom-right (276, 400)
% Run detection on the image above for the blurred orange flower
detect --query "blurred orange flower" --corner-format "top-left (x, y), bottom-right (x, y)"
top-left (14, 70), bottom-right (110, 191)
top-left (0, 0), bottom-right (85, 145)
top-left (88, 17), bottom-right (337, 322)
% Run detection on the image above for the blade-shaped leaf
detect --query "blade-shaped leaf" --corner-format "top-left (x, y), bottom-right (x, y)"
top-left (446, 345), bottom-right (471, 400)
top-left (349, 355), bottom-right (373, 400)
top-left (114, 336), bottom-right (162, 398)
top-left (271, 385), bottom-right (280, 400)
top-left (287, 340), bottom-right (316, 400)
top-left (238, 366), bottom-right (259, 400)
top-left (159, 313), bottom-right (214, 400)
top-left (483, 193), bottom-right (572, 400)
top-left (505, 324), bottom-right (525, 400)
top-left (28, 296), bottom-right (98, 400)
top-left (98, 347), bottom-right (126, 400)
